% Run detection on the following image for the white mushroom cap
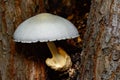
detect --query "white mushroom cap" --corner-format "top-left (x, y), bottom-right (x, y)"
top-left (13, 13), bottom-right (79, 43)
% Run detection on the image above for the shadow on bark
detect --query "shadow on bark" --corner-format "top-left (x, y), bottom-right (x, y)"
top-left (15, 42), bottom-right (50, 61)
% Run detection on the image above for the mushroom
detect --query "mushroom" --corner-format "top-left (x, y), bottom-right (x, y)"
top-left (13, 13), bottom-right (79, 71)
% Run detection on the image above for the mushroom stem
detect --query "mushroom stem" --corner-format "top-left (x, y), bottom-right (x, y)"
top-left (47, 42), bottom-right (60, 58)
top-left (46, 42), bottom-right (72, 71)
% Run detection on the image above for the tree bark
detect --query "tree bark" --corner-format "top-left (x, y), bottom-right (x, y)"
top-left (80, 0), bottom-right (120, 80)
top-left (0, 0), bottom-right (47, 80)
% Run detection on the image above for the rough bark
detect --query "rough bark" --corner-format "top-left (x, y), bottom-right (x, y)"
top-left (81, 0), bottom-right (120, 80)
top-left (0, 0), bottom-right (47, 80)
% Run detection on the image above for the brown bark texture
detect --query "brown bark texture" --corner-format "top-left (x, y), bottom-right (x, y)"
top-left (0, 0), bottom-right (47, 80)
top-left (80, 0), bottom-right (120, 80)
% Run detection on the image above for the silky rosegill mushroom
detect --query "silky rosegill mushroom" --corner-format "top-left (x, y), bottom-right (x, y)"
top-left (13, 13), bottom-right (79, 71)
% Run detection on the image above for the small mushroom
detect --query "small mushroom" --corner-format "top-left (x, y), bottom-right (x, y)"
top-left (13, 13), bottom-right (79, 71)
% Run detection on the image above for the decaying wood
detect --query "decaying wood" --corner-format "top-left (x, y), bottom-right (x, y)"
top-left (80, 0), bottom-right (120, 80)
top-left (0, 0), bottom-right (47, 80)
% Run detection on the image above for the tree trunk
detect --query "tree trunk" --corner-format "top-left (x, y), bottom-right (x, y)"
top-left (0, 0), bottom-right (47, 80)
top-left (80, 0), bottom-right (120, 80)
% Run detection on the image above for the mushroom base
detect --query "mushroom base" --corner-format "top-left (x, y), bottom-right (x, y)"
top-left (46, 42), bottom-right (72, 71)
